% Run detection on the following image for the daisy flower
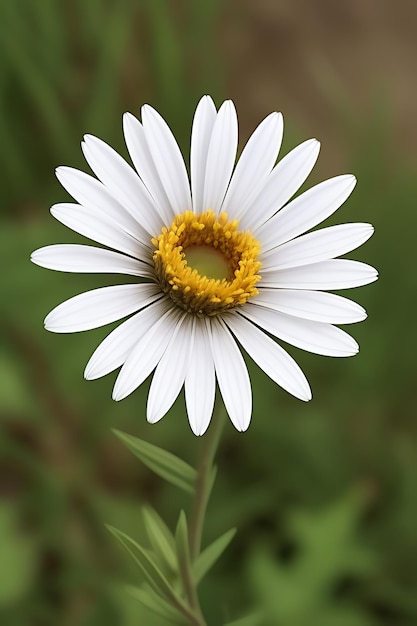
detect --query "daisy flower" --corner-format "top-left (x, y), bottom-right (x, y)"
top-left (31, 96), bottom-right (377, 435)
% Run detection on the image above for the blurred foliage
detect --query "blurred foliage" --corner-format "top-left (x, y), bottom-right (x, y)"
top-left (1, 0), bottom-right (417, 625)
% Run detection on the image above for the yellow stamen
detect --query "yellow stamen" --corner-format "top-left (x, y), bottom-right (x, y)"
top-left (152, 210), bottom-right (262, 316)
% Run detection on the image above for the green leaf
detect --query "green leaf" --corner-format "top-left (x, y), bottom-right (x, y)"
top-left (174, 511), bottom-right (202, 617)
top-left (126, 584), bottom-right (184, 624)
top-left (175, 510), bottom-right (192, 582)
top-left (142, 505), bottom-right (177, 573)
top-left (108, 525), bottom-right (202, 625)
top-left (113, 429), bottom-right (197, 494)
top-left (194, 527), bottom-right (236, 584)
top-left (106, 525), bottom-right (178, 601)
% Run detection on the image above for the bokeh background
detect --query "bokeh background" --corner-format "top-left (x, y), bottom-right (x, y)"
top-left (1, 1), bottom-right (416, 625)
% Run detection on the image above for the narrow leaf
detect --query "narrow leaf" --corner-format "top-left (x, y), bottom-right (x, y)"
top-left (126, 584), bottom-right (184, 623)
top-left (175, 510), bottom-right (192, 579)
top-left (142, 505), bottom-right (177, 573)
top-left (175, 511), bottom-right (200, 614)
top-left (113, 429), bottom-right (197, 493)
top-left (106, 524), bottom-right (177, 600)
top-left (194, 528), bottom-right (237, 584)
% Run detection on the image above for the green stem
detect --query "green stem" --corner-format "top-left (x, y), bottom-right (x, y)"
top-left (178, 558), bottom-right (207, 626)
top-left (189, 402), bottom-right (226, 562)
top-left (177, 403), bottom-right (227, 626)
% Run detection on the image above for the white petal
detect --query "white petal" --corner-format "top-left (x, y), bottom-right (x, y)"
top-left (224, 313), bottom-right (311, 401)
top-left (203, 100), bottom-right (238, 214)
top-left (185, 318), bottom-right (216, 436)
top-left (85, 298), bottom-right (170, 379)
top-left (208, 317), bottom-right (252, 431)
top-left (222, 112), bottom-right (284, 220)
top-left (31, 244), bottom-right (154, 278)
top-left (241, 303), bottom-right (359, 357)
top-left (113, 308), bottom-right (182, 401)
top-left (255, 174), bottom-right (356, 251)
top-left (123, 112), bottom-right (174, 225)
top-left (242, 139), bottom-right (320, 231)
top-left (45, 283), bottom-right (161, 333)
top-left (141, 104), bottom-right (192, 214)
top-left (191, 95), bottom-right (217, 213)
top-left (82, 135), bottom-right (162, 236)
top-left (55, 166), bottom-right (145, 240)
top-left (259, 260), bottom-right (378, 290)
top-left (254, 289), bottom-right (367, 324)
top-left (262, 223), bottom-right (374, 271)
top-left (51, 203), bottom-right (150, 259)
top-left (147, 314), bottom-right (193, 424)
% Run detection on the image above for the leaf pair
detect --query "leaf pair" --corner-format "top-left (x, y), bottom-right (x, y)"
top-left (109, 430), bottom-right (237, 624)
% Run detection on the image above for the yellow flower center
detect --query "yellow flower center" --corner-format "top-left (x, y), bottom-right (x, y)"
top-left (152, 210), bottom-right (262, 316)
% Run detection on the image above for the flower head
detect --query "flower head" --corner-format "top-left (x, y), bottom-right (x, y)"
top-left (31, 96), bottom-right (377, 435)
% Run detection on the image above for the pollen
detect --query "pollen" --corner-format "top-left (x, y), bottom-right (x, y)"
top-left (152, 210), bottom-right (262, 316)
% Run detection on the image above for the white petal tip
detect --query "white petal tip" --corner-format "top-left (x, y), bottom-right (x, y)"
top-left (43, 311), bottom-right (57, 331)
top-left (146, 409), bottom-right (164, 425)
top-left (218, 100), bottom-right (236, 117)
top-left (112, 388), bottom-right (124, 402)
top-left (290, 382), bottom-right (312, 402)
top-left (189, 422), bottom-right (211, 437)
top-left (340, 176), bottom-right (356, 196)
top-left (43, 319), bottom-right (71, 334)
top-left (44, 320), bottom-right (58, 333)
top-left (348, 342), bottom-right (360, 356)
top-left (141, 103), bottom-right (156, 119)
top-left (335, 173), bottom-right (357, 192)
top-left (356, 307), bottom-right (368, 322)
top-left (369, 268), bottom-right (378, 282)
top-left (306, 138), bottom-right (320, 150)
top-left (55, 166), bottom-right (70, 183)
top-left (49, 205), bottom-right (59, 217)
top-left (268, 111), bottom-right (283, 122)
top-left (30, 250), bottom-right (40, 265)
top-left (84, 364), bottom-right (98, 381)
top-left (123, 111), bottom-right (136, 127)
top-left (232, 418), bottom-right (251, 433)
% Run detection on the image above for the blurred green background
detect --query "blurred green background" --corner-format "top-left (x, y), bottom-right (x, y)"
top-left (1, 1), bottom-right (416, 625)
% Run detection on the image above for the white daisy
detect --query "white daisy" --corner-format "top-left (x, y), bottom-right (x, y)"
top-left (31, 96), bottom-right (377, 435)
